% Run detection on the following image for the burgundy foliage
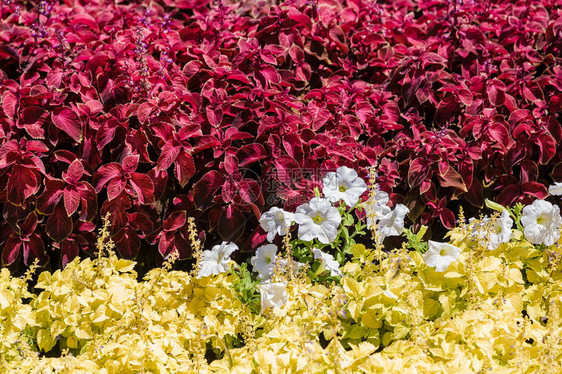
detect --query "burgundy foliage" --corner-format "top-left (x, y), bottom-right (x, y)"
top-left (0, 0), bottom-right (561, 269)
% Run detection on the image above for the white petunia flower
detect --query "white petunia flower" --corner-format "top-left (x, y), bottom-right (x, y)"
top-left (364, 190), bottom-right (391, 228)
top-left (259, 207), bottom-right (295, 242)
top-left (378, 204), bottom-right (409, 241)
top-left (257, 282), bottom-right (288, 313)
top-left (521, 199), bottom-right (562, 246)
top-left (549, 182), bottom-right (562, 196)
top-left (197, 241), bottom-right (238, 278)
top-left (322, 166), bottom-right (367, 207)
top-left (469, 210), bottom-right (513, 250)
top-left (294, 197), bottom-right (341, 244)
top-left (311, 247), bottom-right (342, 277)
top-left (422, 241), bottom-right (462, 272)
top-left (251, 244), bottom-right (278, 281)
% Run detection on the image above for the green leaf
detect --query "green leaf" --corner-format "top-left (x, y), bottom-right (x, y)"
top-left (485, 199), bottom-right (506, 212)
top-left (343, 212), bottom-right (354, 227)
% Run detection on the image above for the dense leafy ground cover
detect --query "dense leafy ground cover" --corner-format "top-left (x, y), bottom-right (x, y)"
top-left (2, 196), bottom-right (562, 373)
top-left (1, 0), bottom-right (561, 269)
top-left (1, 0), bottom-right (562, 372)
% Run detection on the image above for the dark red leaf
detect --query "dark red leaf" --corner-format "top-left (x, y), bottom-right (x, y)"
top-left (537, 133), bottom-right (556, 164)
top-left (408, 158), bottom-right (430, 189)
top-left (522, 182), bottom-right (548, 199)
top-left (137, 102), bottom-right (154, 123)
top-left (93, 163), bottom-right (122, 192)
top-left (157, 143), bottom-right (181, 172)
top-left (193, 170), bottom-right (224, 210)
top-left (2, 91), bottom-right (17, 119)
top-left (439, 208), bottom-right (456, 229)
top-left (218, 204), bottom-right (245, 241)
top-left (129, 173), bottom-right (155, 205)
top-left (26, 140), bottom-right (49, 154)
top-left (76, 182), bottom-right (97, 221)
top-left (7, 165), bottom-right (39, 206)
top-left (193, 135), bottom-right (221, 153)
top-left (163, 211), bottom-right (187, 232)
top-left (174, 150), bottom-right (196, 188)
top-left (223, 155), bottom-right (239, 175)
top-left (101, 192), bottom-right (131, 232)
top-left (113, 227), bottom-right (141, 259)
top-left (122, 154), bottom-right (140, 173)
top-left (61, 239), bottom-right (80, 267)
top-left (71, 13), bottom-right (100, 32)
top-left (158, 231), bottom-right (174, 257)
top-left (51, 107), bottom-right (82, 142)
top-left (239, 179), bottom-right (262, 205)
top-left (45, 203), bottom-right (73, 242)
top-left (2, 236), bottom-right (21, 266)
top-left (236, 144), bottom-right (267, 167)
top-left (63, 186), bottom-right (81, 216)
top-left (22, 234), bottom-right (47, 266)
top-left (63, 159), bottom-right (84, 185)
top-left (496, 184), bottom-right (521, 206)
top-left (487, 81), bottom-right (505, 107)
top-left (37, 179), bottom-right (65, 215)
top-left (19, 212), bottom-right (39, 237)
top-left (107, 177), bottom-right (126, 201)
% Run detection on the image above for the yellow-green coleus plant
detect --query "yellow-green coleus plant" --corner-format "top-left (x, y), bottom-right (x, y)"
top-left (2, 212), bottom-right (562, 373)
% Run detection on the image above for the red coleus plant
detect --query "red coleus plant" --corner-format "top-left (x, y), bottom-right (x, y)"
top-left (0, 0), bottom-right (561, 270)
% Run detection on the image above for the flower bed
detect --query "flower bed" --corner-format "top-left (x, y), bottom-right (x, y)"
top-left (2, 178), bottom-right (562, 372)
top-left (2, 0), bottom-right (562, 372)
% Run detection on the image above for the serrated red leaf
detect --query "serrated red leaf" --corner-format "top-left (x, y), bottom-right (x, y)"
top-left (2, 91), bottom-right (17, 119)
top-left (163, 211), bottom-right (187, 232)
top-left (76, 182), bottom-right (97, 221)
top-left (46, 203), bottom-right (73, 242)
top-left (93, 163), bottom-right (122, 192)
top-left (7, 165), bottom-right (39, 206)
top-left (175, 150), bottom-right (195, 188)
top-left (113, 227), bottom-right (141, 259)
top-left (129, 173), bottom-right (154, 204)
top-left (223, 155), bottom-right (239, 175)
top-left (193, 170), bottom-right (224, 210)
top-left (26, 140), bottom-right (49, 153)
top-left (107, 177), bottom-right (126, 201)
top-left (122, 154), bottom-right (140, 173)
top-left (218, 204), bottom-right (245, 242)
top-left (157, 143), bottom-right (181, 173)
top-left (2, 236), bottom-right (22, 266)
top-left (64, 186), bottom-right (81, 216)
top-left (237, 143), bottom-right (267, 167)
top-left (63, 159), bottom-right (84, 185)
top-left (37, 179), bottom-right (65, 214)
top-left (137, 102), bottom-right (154, 123)
top-left (51, 107), bottom-right (82, 142)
